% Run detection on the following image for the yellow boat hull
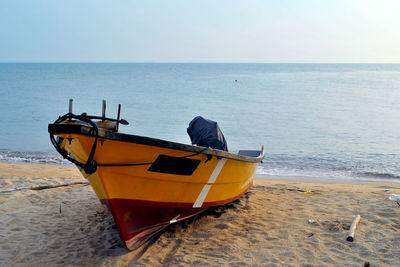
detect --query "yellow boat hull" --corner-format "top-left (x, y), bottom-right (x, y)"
top-left (49, 121), bottom-right (263, 250)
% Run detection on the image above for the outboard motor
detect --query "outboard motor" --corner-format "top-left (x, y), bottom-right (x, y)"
top-left (187, 116), bottom-right (228, 151)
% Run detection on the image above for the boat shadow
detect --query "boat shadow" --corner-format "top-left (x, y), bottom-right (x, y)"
top-left (128, 191), bottom-right (252, 260)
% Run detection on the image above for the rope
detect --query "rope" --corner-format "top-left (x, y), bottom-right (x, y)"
top-left (96, 148), bottom-right (209, 167)
top-left (50, 112), bottom-right (99, 174)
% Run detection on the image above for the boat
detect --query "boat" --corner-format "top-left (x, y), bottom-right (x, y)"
top-left (48, 100), bottom-right (264, 250)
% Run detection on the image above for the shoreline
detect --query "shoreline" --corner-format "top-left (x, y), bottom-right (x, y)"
top-left (1, 160), bottom-right (399, 184)
top-left (1, 162), bottom-right (400, 266)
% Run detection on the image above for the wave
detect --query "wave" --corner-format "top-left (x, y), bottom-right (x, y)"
top-left (0, 150), bottom-right (71, 165)
top-left (354, 172), bottom-right (400, 179)
top-left (255, 165), bottom-right (400, 183)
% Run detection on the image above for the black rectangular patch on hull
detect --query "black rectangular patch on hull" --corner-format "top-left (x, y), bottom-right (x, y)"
top-left (148, 155), bottom-right (201, 175)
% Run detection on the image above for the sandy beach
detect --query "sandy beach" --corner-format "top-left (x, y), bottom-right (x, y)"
top-left (0, 162), bottom-right (399, 266)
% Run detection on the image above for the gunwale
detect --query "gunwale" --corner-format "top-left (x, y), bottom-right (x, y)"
top-left (48, 123), bottom-right (264, 163)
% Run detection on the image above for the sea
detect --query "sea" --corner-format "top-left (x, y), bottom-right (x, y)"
top-left (0, 63), bottom-right (399, 182)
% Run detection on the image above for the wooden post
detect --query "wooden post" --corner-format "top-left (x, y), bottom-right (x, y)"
top-left (346, 215), bottom-right (361, 242)
top-left (102, 100), bottom-right (106, 121)
top-left (69, 99), bottom-right (73, 113)
top-left (116, 104), bottom-right (121, 131)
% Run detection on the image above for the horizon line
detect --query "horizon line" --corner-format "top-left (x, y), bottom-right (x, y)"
top-left (1, 62), bottom-right (400, 64)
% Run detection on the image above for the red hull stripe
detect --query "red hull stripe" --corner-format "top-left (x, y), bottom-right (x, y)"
top-left (101, 186), bottom-right (250, 209)
top-left (100, 187), bottom-right (250, 249)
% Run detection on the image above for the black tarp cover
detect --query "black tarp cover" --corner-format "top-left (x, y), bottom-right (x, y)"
top-left (187, 116), bottom-right (228, 151)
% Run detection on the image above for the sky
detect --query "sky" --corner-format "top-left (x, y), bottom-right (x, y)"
top-left (0, 0), bottom-right (399, 63)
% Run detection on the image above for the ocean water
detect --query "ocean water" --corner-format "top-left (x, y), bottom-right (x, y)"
top-left (0, 63), bottom-right (399, 182)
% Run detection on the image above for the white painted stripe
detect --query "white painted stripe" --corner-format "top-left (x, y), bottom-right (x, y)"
top-left (240, 176), bottom-right (253, 189)
top-left (207, 158), bottom-right (227, 184)
top-left (193, 158), bottom-right (227, 208)
top-left (170, 214), bottom-right (180, 224)
top-left (193, 185), bottom-right (212, 208)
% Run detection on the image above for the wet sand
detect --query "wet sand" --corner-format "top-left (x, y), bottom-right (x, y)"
top-left (0, 162), bottom-right (399, 266)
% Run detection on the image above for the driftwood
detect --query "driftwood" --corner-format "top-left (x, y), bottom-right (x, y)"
top-left (0, 181), bottom-right (89, 193)
top-left (346, 214), bottom-right (361, 242)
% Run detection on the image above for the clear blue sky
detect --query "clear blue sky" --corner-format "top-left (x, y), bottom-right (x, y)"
top-left (1, 0), bottom-right (399, 63)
